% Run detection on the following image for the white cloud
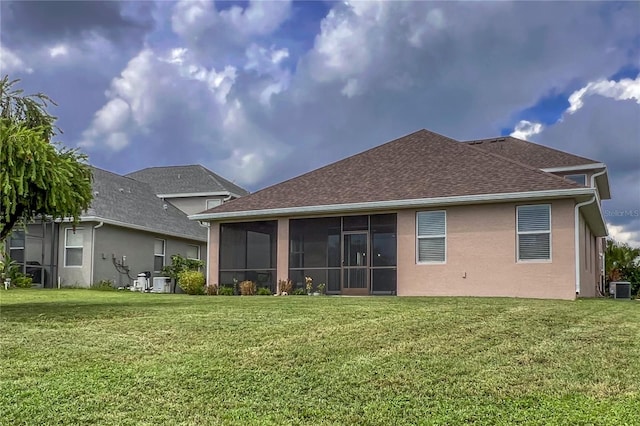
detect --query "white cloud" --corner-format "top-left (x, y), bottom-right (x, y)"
top-left (171, 0), bottom-right (291, 45)
top-left (49, 44), bottom-right (69, 58)
top-left (0, 44), bottom-right (33, 74)
top-left (567, 76), bottom-right (640, 114)
top-left (608, 224), bottom-right (640, 249)
top-left (510, 120), bottom-right (544, 140)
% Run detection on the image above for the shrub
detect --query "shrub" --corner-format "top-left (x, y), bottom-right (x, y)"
top-left (292, 288), bottom-right (306, 296)
top-left (13, 274), bottom-right (32, 288)
top-left (278, 279), bottom-right (293, 295)
top-left (305, 276), bottom-right (313, 293)
top-left (90, 280), bottom-right (115, 291)
top-left (257, 287), bottom-right (272, 296)
top-left (219, 286), bottom-right (234, 296)
top-left (317, 283), bottom-right (326, 294)
top-left (178, 270), bottom-right (205, 295)
top-left (239, 280), bottom-right (256, 296)
top-left (205, 283), bottom-right (219, 296)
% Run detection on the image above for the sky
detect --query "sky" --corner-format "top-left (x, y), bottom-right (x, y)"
top-left (1, 0), bottom-right (639, 246)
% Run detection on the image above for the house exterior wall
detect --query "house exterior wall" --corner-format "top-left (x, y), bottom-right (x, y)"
top-left (208, 222), bottom-right (220, 287)
top-left (58, 223), bottom-right (95, 287)
top-left (92, 224), bottom-right (206, 289)
top-left (276, 218), bottom-right (289, 291)
top-left (167, 196), bottom-right (227, 216)
top-left (396, 199), bottom-right (577, 299)
top-left (578, 213), bottom-right (602, 297)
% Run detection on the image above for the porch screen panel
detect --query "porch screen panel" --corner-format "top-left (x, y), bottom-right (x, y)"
top-left (219, 221), bottom-right (277, 292)
top-left (370, 214), bottom-right (397, 294)
top-left (289, 217), bottom-right (341, 293)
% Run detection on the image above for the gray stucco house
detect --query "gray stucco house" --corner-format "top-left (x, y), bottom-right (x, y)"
top-left (5, 165), bottom-right (247, 290)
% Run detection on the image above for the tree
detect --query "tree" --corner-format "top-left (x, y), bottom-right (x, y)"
top-left (605, 238), bottom-right (640, 296)
top-left (0, 76), bottom-right (93, 242)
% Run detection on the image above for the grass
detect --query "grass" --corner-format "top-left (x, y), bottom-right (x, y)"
top-left (1, 290), bottom-right (639, 425)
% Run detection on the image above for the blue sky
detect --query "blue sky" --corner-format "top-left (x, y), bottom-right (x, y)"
top-left (1, 0), bottom-right (639, 245)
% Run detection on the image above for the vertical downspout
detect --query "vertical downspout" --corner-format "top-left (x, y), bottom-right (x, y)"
top-left (90, 222), bottom-right (104, 285)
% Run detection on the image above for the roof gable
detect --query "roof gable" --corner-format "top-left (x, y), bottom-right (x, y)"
top-left (205, 129), bottom-right (583, 215)
top-left (126, 165), bottom-right (249, 197)
top-left (85, 167), bottom-right (206, 241)
top-left (464, 136), bottom-right (600, 169)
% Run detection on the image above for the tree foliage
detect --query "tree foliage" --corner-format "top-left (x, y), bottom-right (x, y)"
top-left (0, 76), bottom-right (93, 242)
top-left (605, 238), bottom-right (640, 296)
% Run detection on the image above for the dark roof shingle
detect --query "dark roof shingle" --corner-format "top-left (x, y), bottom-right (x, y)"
top-left (207, 129), bottom-right (583, 215)
top-left (86, 167), bottom-right (206, 241)
top-left (126, 165), bottom-right (249, 196)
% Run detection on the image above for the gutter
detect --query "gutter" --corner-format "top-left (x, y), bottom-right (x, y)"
top-left (90, 221), bottom-right (104, 286)
top-left (574, 168), bottom-right (608, 295)
top-left (189, 187), bottom-right (596, 221)
top-left (77, 216), bottom-right (207, 242)
top-left (540, 163), bottom-right (606, 173)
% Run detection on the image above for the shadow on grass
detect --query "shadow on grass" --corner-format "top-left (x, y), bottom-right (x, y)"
top-left (0, 300), bottom-right (193, 323)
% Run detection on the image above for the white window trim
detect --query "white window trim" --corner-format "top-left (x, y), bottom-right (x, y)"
top-left (154, 239), bottom-right (166, 272)
top-left (64, 228), bottom-right (84, 268)
top-left (206, 199), bottom-right (223, 210)
top-left (187, 244), bottom-right (200, 261)
top-left (565, 174), bottom-right (587, 186)
top-left (516, 205), bottom-right (552, 263)
top-left (416, 210), bottom-right (447, 265)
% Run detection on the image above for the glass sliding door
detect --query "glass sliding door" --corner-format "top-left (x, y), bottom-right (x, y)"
top-left (342, 232), bottom-right (369, 295)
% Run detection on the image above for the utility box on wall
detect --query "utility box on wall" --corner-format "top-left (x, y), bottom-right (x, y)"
top-left (611, 281), bottom-right (631, 300)
top-left (153, 277), bottom-right (171, 293)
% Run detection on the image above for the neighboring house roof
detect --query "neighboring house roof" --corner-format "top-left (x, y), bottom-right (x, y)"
top-left (83, 167), bottom-right (206, 241)
top-left (464, 136), bottom-right (601, 169)
top-left (194, 129), bottom-right (590, 218)
top-left (126, 165), bottom-right (249, 197)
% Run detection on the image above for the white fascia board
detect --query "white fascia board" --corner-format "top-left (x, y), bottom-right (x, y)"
top-left (155, 191), bottom-right (244, 199)
top-left (189, 188), bottom-right (596, 221)
top-left (78, 216), bottom-right (207, 242)
top-left (540, 163), bottom-right (606, 173)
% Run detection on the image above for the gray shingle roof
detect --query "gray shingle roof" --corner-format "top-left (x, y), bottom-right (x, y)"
top-left (205, 129), bottom-right (585, 215)
top-left (464, 136), bottom-right (600, 169)
top-left (126, 165), bottom-right (249, 197)
top-left (84, 167), bottom-right (206, 241)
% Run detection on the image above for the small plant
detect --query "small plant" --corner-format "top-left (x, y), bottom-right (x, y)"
top-left (219, 286), bottom-right (234, 296)
top-left (178, 270), bottom-right (205, 295)
top-left (278, 278), bottom-right (293, 295)
top-left (13, 273), bottom-right (33, 288)
top-left (305, 276), bottom-right (313, 294)
top-left (162, 254), bottom-right (204, 292)
top-left (90, 280), bottom-right (115, 291)
top-left (317, 283), bottom-right (326, 295)
top-left (239, 280), bottom-right (256, 296)
top-left (292, 288), bottom-right (306, 296)
top-left (257, 287), bottom-right (272, 296)
top-left (205, 283), bottom-right (219, 296)
top-left (233, 278), bottom-right (239, 295)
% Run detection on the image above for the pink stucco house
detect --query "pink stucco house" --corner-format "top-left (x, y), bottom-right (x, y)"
top-left (191, 129), bottom-right (610, 300)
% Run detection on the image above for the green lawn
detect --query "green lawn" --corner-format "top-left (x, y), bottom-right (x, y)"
top-left (1, 290), bottom-right (639, 425)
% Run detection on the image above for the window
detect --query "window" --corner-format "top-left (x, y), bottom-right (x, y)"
top-left (206, 199), bottom-right (222, 210)
top-left (64, 228), bottom-right (84, 267)
top-left (417, 211), bottom-right (446, 263)
top-left (565, 174), bottom-right (587, 186)
top-left (9, 230), bottom-right (25, 264)
top-left (186, 244), bottom-right (200, 261)
top-left (517, 205), bottom-right (551, 261)
top-left (154, 239), bottom-right (165, 272)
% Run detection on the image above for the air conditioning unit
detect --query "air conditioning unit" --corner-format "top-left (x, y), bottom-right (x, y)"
top-left (611, 281), bottom-right (631, 300)
top-left (153, 277), bottom-right (171, 293)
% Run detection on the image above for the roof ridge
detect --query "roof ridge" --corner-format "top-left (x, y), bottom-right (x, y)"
top-left (462, 142), bottom-right (583, 188)
top-left (463, 135), bottom-right (599, 164)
